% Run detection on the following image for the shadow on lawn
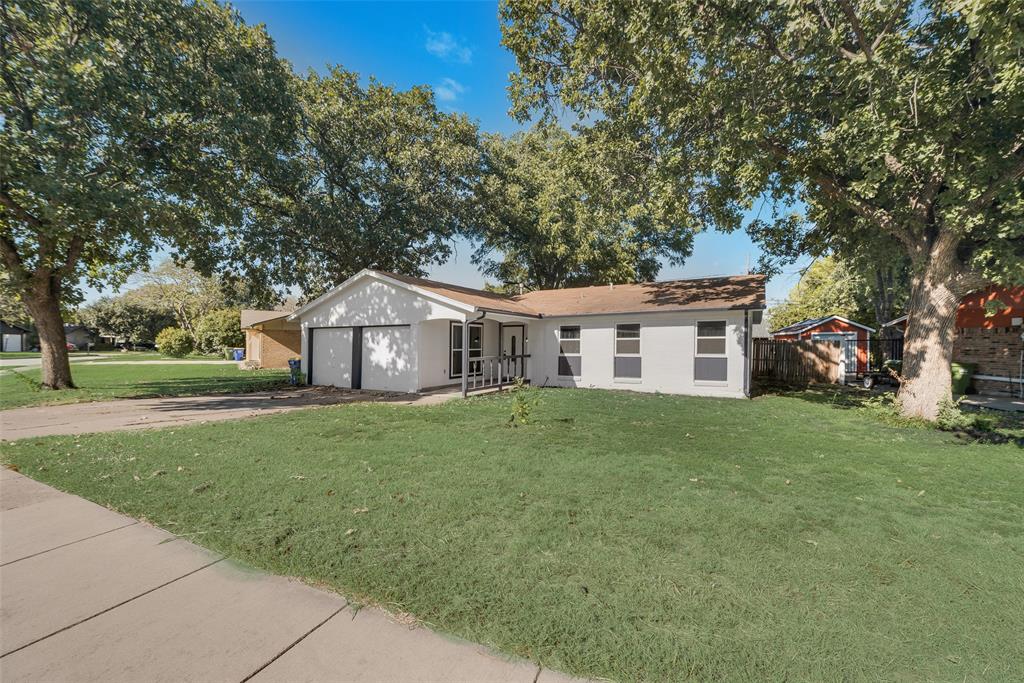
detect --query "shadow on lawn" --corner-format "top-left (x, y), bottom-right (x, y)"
top-left (762, 383), bottom-right (1024, 447)
top-left (112, 375), bottom-right (290, 399)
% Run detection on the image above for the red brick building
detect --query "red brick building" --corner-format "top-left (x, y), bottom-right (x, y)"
top-left (883, 285), bottom-right (1024, 396)
top-left (241, 310), bottom-right (301, 370)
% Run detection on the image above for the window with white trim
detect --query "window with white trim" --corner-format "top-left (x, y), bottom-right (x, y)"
top-left (695, 320), bottom-right (728, 382)
top-left (450, 322), bottom-right (483, 378)
top-left (614, 323), bottom-right (641, 379)
top-left (557, 326), bottom-right (581, 377)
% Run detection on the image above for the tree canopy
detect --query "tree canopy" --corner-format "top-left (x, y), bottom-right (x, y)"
top-left (470, 124), bottom-right (694, 291)
top-left (1, 0), bottom-right (296, 387)
top-left (501, 0), bottom-right (1024, 418)
top-left (235, 67), bottom-right (482, 298)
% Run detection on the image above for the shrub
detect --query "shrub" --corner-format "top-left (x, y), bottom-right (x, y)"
top-left (936, 399), bottom-right (997, 433)
top-left (507, 377), bottom-right (540, 427)
top-left (155, 327), bottom-right (193, 357)
top-left (194, 308), bottom-right (244, 355)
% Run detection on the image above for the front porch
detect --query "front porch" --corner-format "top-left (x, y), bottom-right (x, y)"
top-left (417, 313), bottom-right (534, 397)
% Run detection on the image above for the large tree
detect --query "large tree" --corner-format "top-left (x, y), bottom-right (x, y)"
top-left (130, 260), bottom-right (226, 344)
top-left (502, 0), bottom-right (1024, 419)
top-left (471, 124), bottom-right (694, 290)
top-left (76, 295), bottom-right (174, 346)
top-left (236, 67), bottom-right (482, 298)
top-left (0, 0), bottom-right (295, 388)
top-left (768, 254), bottom-right (910, 333)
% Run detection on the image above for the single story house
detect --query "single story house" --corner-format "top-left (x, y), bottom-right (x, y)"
top-left (288, 269), bottom-right (767, 398)
top-left (769, 315), bottom-right (875, 374)
top-left (883, 284), bottom-right (1024, 396)
top-left (1, 320), bottom-right (30, 352)
top-left (241, 310), bottom-right (301, 369)
top-left (63, 324), bottom-right (99, 350)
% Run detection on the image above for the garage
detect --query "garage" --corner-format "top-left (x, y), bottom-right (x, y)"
top-left (308, 325), bottom-right (414, 392)
top-left (309, 328), bottom-right (352, 388)
top-left (361, 326), bottom-right (414, 393)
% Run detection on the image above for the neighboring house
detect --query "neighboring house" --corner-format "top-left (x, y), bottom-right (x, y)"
top-left (769, 315), bottom-right (875, 374)
top-left (63, 324), bottom-right (99, 350)
top-left (241, 310), bottom-right (301, 369)
top-left (1, 320), bottom-right (30, 352)
top-left (883, 284), bottom-right (1024, 396)
top-left (288, 269), bottom-right (766, 398)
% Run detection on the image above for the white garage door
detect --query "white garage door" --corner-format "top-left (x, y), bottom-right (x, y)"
top-left (361, 326), bottom-right (415, 393)
top-left (310, 328), bottom-right (352, 388)
top-left (3, 334), bottom-right (22, 352)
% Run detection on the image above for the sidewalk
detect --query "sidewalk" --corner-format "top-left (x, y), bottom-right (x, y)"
top-left (0, 469), bottom-right (579, 682)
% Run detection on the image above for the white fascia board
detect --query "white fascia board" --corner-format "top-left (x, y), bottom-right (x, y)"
top-left (288, 269), bottom-right (477, 322)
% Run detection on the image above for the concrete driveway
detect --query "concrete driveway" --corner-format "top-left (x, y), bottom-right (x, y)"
top-left (0, 469), bottom-right (576, 682)
top-left (0, 387), bottom-right (456, 440)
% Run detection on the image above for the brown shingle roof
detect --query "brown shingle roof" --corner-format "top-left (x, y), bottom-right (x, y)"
top-left (383, 271), bottom-right (765, 317)
top-left (513, 275), bottom-right (767, 316)
top-left (380, 272), bottom-right (542, 317)
top-left (241, 309), bottom-right (294, 328)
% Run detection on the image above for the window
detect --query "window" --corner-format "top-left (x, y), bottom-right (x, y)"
top-left (557, 325), bottom-right (581, 377)
top-left (695, 320), bottom-right (728, 382)
top-left (614, 323), bottom-right (641, 379)
top-left (450, 322), bottom-right (483, 378)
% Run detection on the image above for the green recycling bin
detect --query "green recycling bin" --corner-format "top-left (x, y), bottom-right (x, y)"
top-left (950, 362), bottom-right (975, 395)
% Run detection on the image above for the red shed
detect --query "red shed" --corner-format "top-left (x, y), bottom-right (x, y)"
top-left (770, 315), bottom-right (876, 374)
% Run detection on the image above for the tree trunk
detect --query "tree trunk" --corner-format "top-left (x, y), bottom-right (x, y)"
top-left (24, 290), bottom-right (75, 390)
top-left (897, 239), bottom-right (962, 421)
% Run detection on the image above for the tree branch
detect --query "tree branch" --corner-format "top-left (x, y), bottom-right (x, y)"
top-left (0, 190), bottom-right (44, 229)
top-left (837, 0), bottom-right (873, 61)
top-left (973, 141), bottom-right (1024, 209)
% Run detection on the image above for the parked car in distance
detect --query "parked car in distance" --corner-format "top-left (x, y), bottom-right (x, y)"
top-left (66, 342), bottom-right (78, 351)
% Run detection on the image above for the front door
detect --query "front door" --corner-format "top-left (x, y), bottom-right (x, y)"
top-left (501, 325), bottom-right (525, 379)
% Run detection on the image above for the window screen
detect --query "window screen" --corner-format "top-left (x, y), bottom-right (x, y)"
top-left (695, 321), bottom-right (727, 381)
top-left (696, 321), bottom-right (727, 356)
top-left (558, 326), bottom-right (581, 376)
top-left (614, 324), bottom-right (641, 378)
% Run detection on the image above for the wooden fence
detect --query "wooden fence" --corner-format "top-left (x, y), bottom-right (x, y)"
top-left (751, 339), bottom-right (841, 387)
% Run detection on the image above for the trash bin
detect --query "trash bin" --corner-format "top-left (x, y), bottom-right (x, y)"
top-left (232, 348), bottom-right (245, 362)
top-left (287, 358), bottom-right (302, 385)
top-left (950, 362), bottom-right (975, 395)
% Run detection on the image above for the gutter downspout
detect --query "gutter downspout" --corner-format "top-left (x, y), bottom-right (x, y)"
top-left (743, 309), bottom-right (751, 398)
top-left (462, 310), bottom-right (487, 398)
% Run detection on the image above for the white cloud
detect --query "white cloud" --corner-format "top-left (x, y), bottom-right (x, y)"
top-left (425, 28), bottom-right (472, 64)
top-left (434, 78), bottom-right (466, 103)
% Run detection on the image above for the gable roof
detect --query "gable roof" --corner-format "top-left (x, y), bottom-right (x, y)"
top-left (771, 315), bottom-right (876, 336)
top-left (290, 269), bottom-right (767, 320)
top-left (241, 309), bottom-right (295, 328)
top-left (381, 272), bottom-right (541, 317)
top-left (1, 320), bottom-right (29, 334)
top-left (882, 314), bottom-right (908, 328)
top-left (513, 274), bottom-right (766, 316)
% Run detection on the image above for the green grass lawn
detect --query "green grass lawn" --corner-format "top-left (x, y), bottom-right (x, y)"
top-left (0, 351), bottom-right (40, 358)
top-left (0, 363), bottom-right (288, 409)
top-left (2, 389), bottom-right (1021, 681)
top-left (86, 351), bottom-right (228, 362)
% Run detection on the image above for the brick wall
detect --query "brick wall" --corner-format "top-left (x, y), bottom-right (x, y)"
top-left (258, 328), bottom-right (301, 369)
top-left (953, 327), bottom-right (1024, 395)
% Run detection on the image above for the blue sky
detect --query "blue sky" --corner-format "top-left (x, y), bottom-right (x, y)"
top-left (87, 1), bottom-right (806, 305)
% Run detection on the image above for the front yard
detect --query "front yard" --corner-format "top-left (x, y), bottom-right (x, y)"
top-left (2, 389), bottom-right (1021, 681)
top-left (0, 364), bottom-right (288, 410)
